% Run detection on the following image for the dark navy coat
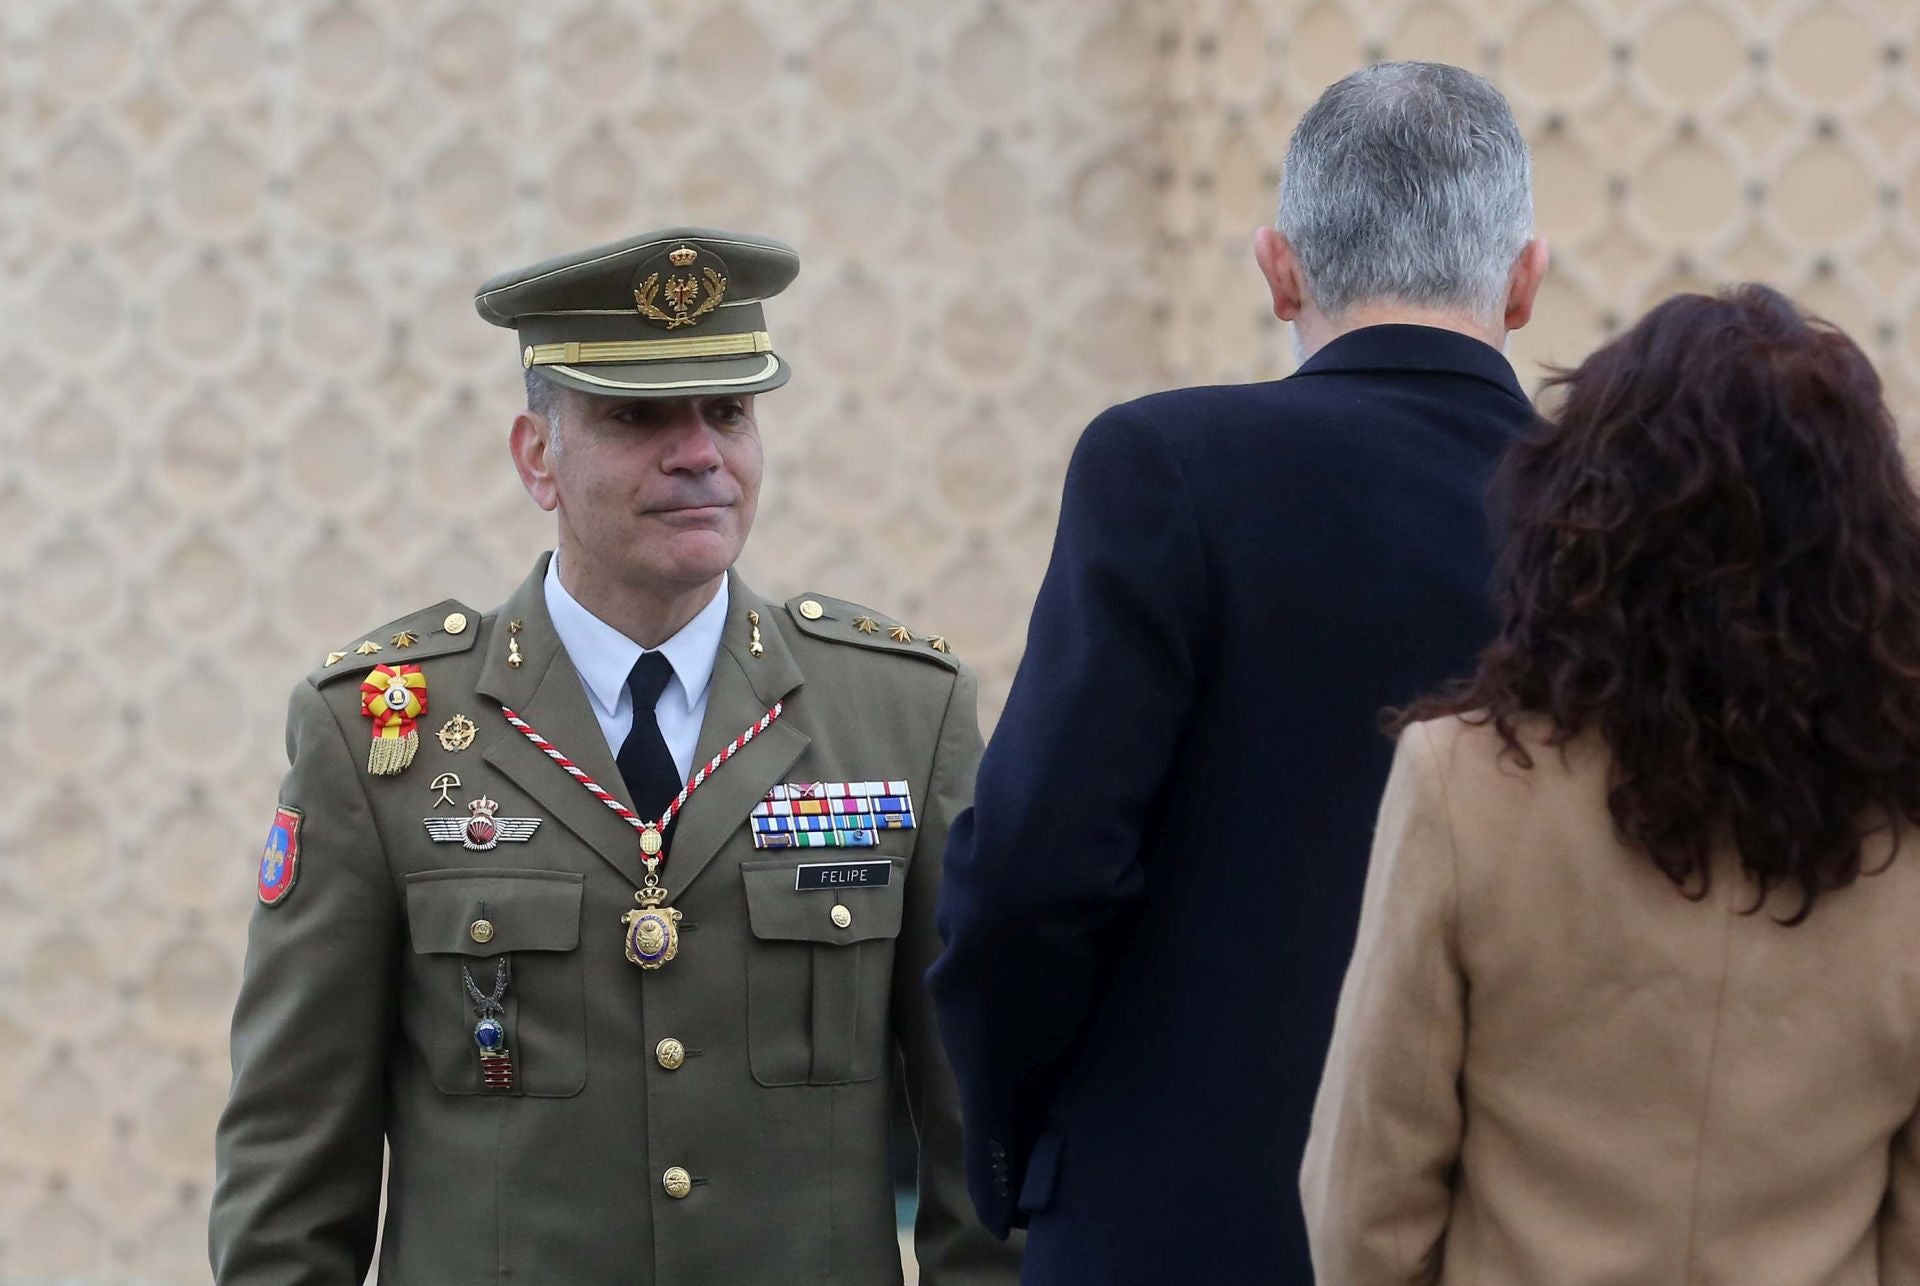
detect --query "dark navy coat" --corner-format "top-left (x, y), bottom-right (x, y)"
top-left (928, 325), bottom-right (1537, 1283)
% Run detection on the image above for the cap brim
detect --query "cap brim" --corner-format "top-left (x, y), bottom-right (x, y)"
top-left (537, 351), bottom-right (790, 399)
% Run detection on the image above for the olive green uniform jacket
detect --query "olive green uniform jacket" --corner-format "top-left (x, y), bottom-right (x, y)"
top-left (211, 556), bottom-right (1020, 1286)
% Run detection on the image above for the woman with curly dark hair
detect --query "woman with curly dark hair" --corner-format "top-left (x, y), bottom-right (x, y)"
top-left (1301, 285), bottom-right (1920, 1284)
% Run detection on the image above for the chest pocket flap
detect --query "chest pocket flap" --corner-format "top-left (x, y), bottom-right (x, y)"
top-left (405, 868), bottom-right (583, 956)
top-left (742, 859), bottom-right (906, 944)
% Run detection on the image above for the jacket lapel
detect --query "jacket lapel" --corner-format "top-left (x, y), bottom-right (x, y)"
top-left (661, 572), bottom-right (809, 901)
top-left (477, 554), bottom-right (649, 889)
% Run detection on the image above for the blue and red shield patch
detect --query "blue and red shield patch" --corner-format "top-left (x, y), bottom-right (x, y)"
top-left (258, 806), bottom-right (302, 906)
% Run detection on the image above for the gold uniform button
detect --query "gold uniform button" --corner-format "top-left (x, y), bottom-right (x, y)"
top-left (830, 904), bottom-right (852, 929)
top-left (656, 1038), bottom-right (686, 1070)
top-left (469, 919), bottom-right (494, 944)
top-left (662, 1166), bottom-right (693, 1199)
top-left (443, 611), bottom-right (468, 635)
top-left (798, 599), bottom-right (825, 621)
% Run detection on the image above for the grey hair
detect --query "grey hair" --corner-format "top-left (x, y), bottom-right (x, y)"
top-left (1277, 61), bottom-right (1533, 325)
top-left (525, 368), bottom-right (566, 450)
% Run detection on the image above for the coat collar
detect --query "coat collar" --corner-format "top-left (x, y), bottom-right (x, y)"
top-left (476, 555), bottom-right (808, 898)
top-left (477, 554), bottom-right (642, 885)
top-left (1293, 323), bottom-right (1531, 408)
top-left (659, 571), bottom-right (809, 901)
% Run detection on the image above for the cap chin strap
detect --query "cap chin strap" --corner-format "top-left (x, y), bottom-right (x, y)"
top-left (523, 330), bottom-right (773, 369)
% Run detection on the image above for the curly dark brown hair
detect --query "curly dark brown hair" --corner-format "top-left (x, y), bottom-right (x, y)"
top-left (1399, 284), bottom-right (1920, 923)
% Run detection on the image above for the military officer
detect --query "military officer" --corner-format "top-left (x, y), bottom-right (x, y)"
top-left (211, 228), bottom-right (1021, 1286)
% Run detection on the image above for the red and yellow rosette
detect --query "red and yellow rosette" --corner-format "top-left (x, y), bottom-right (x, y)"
top-left (360, 663), bottom-right (428, 776)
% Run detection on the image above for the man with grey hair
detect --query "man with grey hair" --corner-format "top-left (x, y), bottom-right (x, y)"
top-left (929, 62), bottom-right (1548, 1283)
top-left (1265, 61), bottom-right (1546, 360)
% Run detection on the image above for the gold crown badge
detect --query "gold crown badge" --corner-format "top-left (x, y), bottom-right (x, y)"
top-left (668, 245), bottom-right (698, 266)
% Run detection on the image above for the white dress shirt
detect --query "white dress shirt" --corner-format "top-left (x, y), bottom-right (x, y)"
top-left (542, 553), bottom-right (727, 785)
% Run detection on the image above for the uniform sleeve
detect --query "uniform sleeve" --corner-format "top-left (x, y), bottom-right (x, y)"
top-left (1300, 720), bottom-right (1465, 1286)
top-left (210, 678), bottom-right (400, 1286)
top-left (927, 404), bottom-right (1209, 1234)
top-left (1883, 1102), bottom-right (1920, 1279)
top-left (894, 661), bottom-right (1025, 1284)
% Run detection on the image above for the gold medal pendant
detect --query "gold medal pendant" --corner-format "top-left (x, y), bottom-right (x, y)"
top-left (622, 885), bottom-right (682, 970)
top-left (622, 837), bottom-right (679, 969)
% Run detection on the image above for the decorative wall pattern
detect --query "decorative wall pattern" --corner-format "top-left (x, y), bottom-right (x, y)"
top-left (1, 1), bottom-right (1913, 1279)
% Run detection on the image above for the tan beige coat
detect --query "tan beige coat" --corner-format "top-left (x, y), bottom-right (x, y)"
top-left (1303, 717), bottom-right (1920, 1286)
top-left (211, 556), bottom-right (1019, 1286)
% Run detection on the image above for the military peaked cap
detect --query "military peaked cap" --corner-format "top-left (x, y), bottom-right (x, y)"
top-left (475, 227), bottom-right (800, 398)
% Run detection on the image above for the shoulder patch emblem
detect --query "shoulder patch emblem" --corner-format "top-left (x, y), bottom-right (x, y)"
top-left (258, 806), bottom-right (303, 906)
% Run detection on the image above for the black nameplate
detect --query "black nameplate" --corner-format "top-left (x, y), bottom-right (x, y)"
top-left (795, 860), bottom-right (892, 891)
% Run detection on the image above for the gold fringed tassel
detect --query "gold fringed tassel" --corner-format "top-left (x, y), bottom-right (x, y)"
top-left (368, 730), bottom-right (419, 776)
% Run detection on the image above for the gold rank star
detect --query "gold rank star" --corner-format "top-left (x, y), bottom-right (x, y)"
top-left (354, 639), bottom-right (382, 655)
top-left (888, 625), bottom-right (913, 644)
top-left (928, 636), bottom-right (950, 654)
top-left (391, 630), bottom-right (419, 649)
top-left (853, 617), bottom-right (880, 635)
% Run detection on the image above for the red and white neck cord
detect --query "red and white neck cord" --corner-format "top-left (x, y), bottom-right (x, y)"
top-left (499, 701), bottom-right (784, 885)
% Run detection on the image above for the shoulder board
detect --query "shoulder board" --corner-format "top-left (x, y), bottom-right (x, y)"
top-left (310, 598), bottom-right (481, 685)
top-left (783, 593), bottom-right (961, 671)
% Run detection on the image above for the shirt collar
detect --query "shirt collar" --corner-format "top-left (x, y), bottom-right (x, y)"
top-left (543, 553), bottom-right (729, 719)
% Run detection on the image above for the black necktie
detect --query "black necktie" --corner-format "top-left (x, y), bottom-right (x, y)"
top-left (617, 652), bottom-right (681, 833)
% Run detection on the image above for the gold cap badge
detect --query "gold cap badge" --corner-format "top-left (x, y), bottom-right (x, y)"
top-left (634, 243), bottom-right (730, 331)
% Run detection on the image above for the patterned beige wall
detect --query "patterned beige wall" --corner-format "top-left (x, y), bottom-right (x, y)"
top-left (4, 0), bottom-right (1916, 1279)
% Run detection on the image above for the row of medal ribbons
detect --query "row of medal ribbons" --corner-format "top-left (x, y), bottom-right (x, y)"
top-left (762, 781), bottom-right (912, 800)
top-left (750, 781), bottom-right (916, 849)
